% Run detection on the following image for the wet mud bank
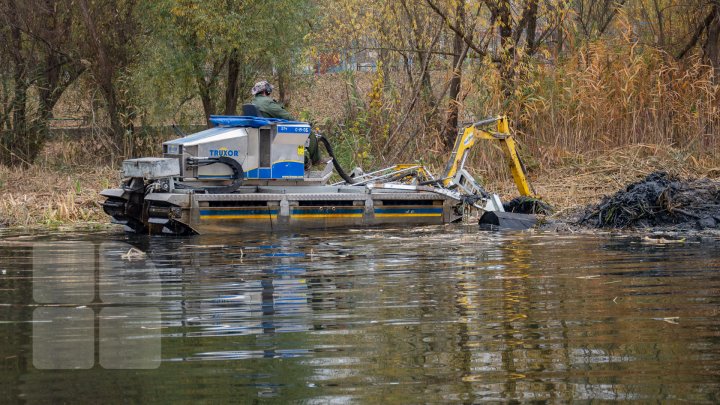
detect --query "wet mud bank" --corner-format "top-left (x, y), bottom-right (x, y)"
top-left (544, 172), bottom-right (720, 237)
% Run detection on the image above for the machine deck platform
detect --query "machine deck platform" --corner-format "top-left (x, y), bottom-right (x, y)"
top-left (102, 185), bottom-right (460, 235)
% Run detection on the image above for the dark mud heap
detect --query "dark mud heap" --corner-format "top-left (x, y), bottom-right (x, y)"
top-left (578, 172), bottom-right (720, 230)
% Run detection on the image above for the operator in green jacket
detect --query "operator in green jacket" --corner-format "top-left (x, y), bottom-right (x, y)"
top-left (251, 80), bottom-right (321, 167)
top-left (250, 81), bottom-right (294, 120)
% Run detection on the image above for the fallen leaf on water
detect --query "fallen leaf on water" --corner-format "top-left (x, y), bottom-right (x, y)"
top-left (505, 314), bottom-right (528, 322)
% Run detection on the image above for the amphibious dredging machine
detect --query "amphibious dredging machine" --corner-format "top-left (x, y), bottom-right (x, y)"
top-left (101, 115), bottom-right (538, 235)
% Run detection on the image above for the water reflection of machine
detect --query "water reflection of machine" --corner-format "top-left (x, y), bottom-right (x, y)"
top-left (182, 273), bottom-right (313, 338)
top-left (137, 236), bottom-right (346, 345)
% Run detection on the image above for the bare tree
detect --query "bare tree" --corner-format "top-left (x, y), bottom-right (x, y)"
top-left (0, 0), bottom-right (84, 165)
top-left (77, 0), bottom-right (139, 144)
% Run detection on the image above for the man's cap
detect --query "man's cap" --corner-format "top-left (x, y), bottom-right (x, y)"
top-left (251, 80), bottom-right (273, 96)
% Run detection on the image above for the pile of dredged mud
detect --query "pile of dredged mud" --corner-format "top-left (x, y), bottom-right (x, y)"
top-left (577, 172), bottom-right (720, 230)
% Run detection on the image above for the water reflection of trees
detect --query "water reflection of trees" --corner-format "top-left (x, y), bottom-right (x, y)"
top-left (1, 232), bottom-right (719, 402)
top-left (213, 233), bottom-right (716, 402)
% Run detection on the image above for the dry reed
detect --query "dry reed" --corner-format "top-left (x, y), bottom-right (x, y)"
top-left (294, 40), bottom-right (719, 186)
top-left (0, 162), bottom-right (118, 228)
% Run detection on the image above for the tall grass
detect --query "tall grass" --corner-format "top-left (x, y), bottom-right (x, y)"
top-left (0, 164), bottom-right (117, 227)
top-left (302, 35), bottom-right (719, 184)
top-left (512, 42), bottom-right (719, 166)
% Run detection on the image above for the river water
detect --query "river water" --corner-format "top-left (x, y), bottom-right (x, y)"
top-left (0, 226), bottom-right (719, 403)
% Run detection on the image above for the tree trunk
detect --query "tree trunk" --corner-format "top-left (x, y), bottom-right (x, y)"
top-left (5, 76), bottom-right (28, 164)
top-left (497, 0), bottom-right (514, 99)
top-left (78, 0), bottom-right (129, 144)
top-left (2, 4), bottom-right (30, 166)
top-left (704, 5), bottom-right (720, 80)
top-left (1, 0), bottom-right (85, 165)
top-left (198, 76), bottom-right (215, 128)
top-left (224, 49), bottom-right (240, 115)
top-left (9, 25), bottom-right (26, 139)
top-left (652, 0), bottom-right (666, 48)
top-left (419, 54), bottom-right (435, 108)
top-left (443, 0), bottom-right (465, 149)
top-left (38, 54), bottom-right (59, 122)
top-left (525, 0), bottom-right (539, 56)
top-left (379, 47), bottom-right (391, 93)
top-left (277, 66), bottom-right (289, 106)
top-left (554, 12), bottom-right (564, 59)
top-left (0, 75), bottom-right (10, 131)
top-left (104, 84), bottom-right (125, 138)
top-left (192, 54), bottom-right (224, 126)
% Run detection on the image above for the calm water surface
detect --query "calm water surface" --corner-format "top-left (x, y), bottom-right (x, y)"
top-left (0, 226), bottom-right (719, 403)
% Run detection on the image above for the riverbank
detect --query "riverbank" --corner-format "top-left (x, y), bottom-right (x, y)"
top-left (0, 164), bottom-right (118, 228)
top-left (1, 142), bottom-right (718, 230)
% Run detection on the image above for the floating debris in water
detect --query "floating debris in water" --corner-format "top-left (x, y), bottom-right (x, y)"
top-left (641, 235), bottom-right (686, 244)
top-left (653, 317), bottom-right (680, 325)
top-left (121, 247), bottom-right (147, 261)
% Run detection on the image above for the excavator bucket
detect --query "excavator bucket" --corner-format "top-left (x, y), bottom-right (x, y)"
top-left (479, 211), bottom-right (538, 231)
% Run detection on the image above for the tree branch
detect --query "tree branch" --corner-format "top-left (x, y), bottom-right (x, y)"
top-left (677, 6), bottom-right (717, 59)
top-left (425, 0), bottom-right (487, 57)
top-left (597, 0), bottom-right (627, 37)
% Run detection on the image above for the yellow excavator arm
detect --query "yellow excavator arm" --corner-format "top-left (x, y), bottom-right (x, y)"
top-left (442, 115), bottom-right (535, 197)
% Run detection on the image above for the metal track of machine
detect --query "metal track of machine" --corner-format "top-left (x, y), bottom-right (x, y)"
top-left (101, 115), bottom-right (539, 235)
